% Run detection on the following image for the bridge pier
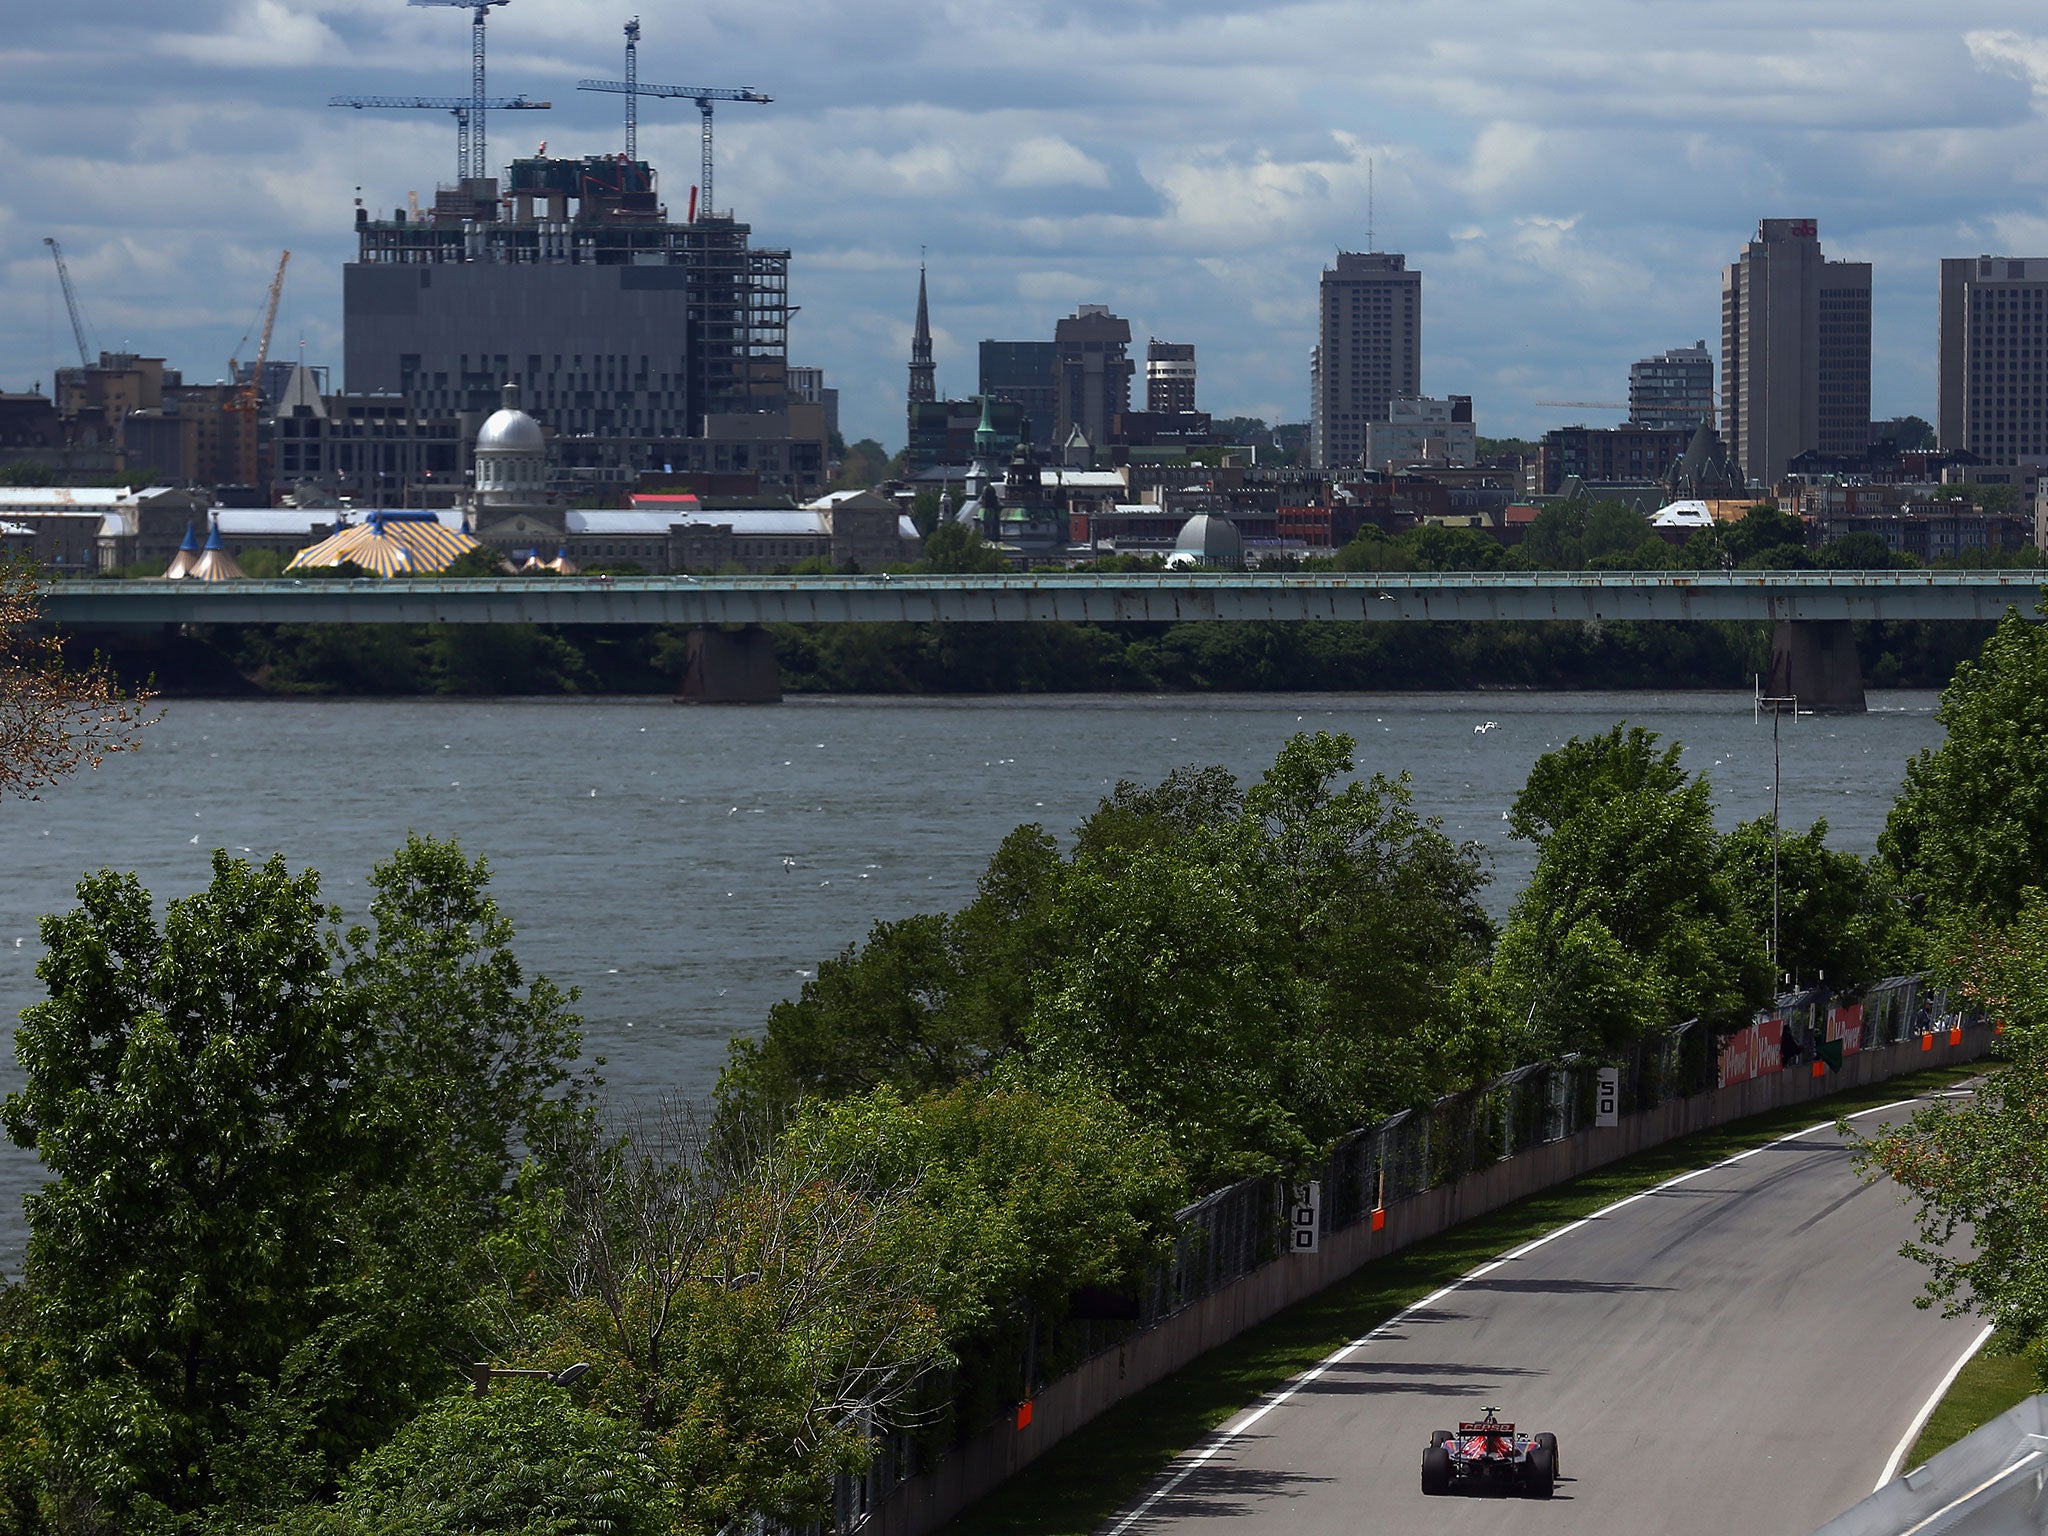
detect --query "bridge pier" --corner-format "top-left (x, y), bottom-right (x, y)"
top-left (1769, 619), bottom-right (1865, 714)
top-left (676, 625), bottom-right (781, 704)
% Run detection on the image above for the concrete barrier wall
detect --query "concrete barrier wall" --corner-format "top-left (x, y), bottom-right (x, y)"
top-left (864, 1025), bottom-right (1993, 1536)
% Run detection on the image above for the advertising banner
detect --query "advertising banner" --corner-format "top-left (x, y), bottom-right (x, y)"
top-left (1719, 1016), bottom-right (1787, 1088)
top-left (1828, 1003), bottom-right (1865, 1057)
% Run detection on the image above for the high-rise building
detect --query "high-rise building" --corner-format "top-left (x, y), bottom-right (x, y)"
top-left (1629, 342), bottom-right (1714, 433)
top-left (1309, 251), bottom-right (1421, 470)
top-left (1053, 306), bottom-right (1134, 447)
top-left (344, 159), bottom-right (793, 473)
top-left (787, 365), bottom-right (839, 439)
top-left (1146, 341), bottom-right (1196, 413)
top-left (1365, 395), bottom-right (1475, 470)
top-left (979, 340), bottom-right (1057, 443)
top-left (1938, 256), bottom-right (2048, 459)
top-left (1721, 219), bottom-right (1870, 485)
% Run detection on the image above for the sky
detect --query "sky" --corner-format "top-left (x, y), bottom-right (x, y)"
top-left (8, 1), bottom-right (2048, 450)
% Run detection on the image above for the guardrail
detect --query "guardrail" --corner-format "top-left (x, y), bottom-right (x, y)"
top-left (835, 976), bottom-right (1985, 1536)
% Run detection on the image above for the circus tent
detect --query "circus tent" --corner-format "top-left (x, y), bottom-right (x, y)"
top-left (286, 512), bottom-right (479, 577)
top-left (186, 522), bottom-right (246, 581)
top-left (162, 522), bottom-right (201, 579)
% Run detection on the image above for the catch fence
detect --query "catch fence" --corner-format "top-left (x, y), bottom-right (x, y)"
top-left (830, 974), bottom-right (1958, 1531)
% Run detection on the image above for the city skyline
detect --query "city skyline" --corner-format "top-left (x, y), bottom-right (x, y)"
top-left (8, 2), bottom-right (2048, 448)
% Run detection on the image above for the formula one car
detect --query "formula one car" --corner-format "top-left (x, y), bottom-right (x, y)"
top-left (1419, 1407), bottom-right (1558, 1498)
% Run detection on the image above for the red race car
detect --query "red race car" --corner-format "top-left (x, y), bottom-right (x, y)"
top-left (1420, 1407), bottom-right (1558, 1498)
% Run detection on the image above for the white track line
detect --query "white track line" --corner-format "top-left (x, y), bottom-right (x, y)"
top-left (1875, 1323), bottom-right (1996, 1491)
top-left (1101, 1093), bottom-right (1932, 1536)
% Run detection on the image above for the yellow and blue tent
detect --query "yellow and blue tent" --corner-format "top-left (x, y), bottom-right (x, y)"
top-left (287, 512), bottom-right (479, 577)
top-left (187, 521), bottom-right (246, 581)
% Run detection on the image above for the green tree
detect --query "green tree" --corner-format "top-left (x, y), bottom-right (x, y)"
top-left (1506, 723), bottom-right (1689, 844)
top-left (494, 1101), bottom-right (950, 1533)
top-left (304, 1383), bottom-right (672, 1535)
top-left (3, 838), bottom-right (585, 1522)
top-left (1724, 504), bottom-right (1809, 566)
top-left (831, 438), bottom-right (894, 491)
top-left (1818, 531), bottom-right (1911, 570)
top-left (1331, 526), bottom-right (1414, 572)
top-left (1029, 734), bottom-right (1493, 1182)
top-left (1716, 816), bottom-right (1910, 991)
top-left (917, 521), bottom-right (1009, 574)
top-left (1857, 891), bottom-right (2048, 1381)
top-left (1400, 524), bottom-right (1504, 571)
top-left (1882, 606), bottom-right (2048, 924)
top-left (719, 825), bottom-right (1058, 1118)
top-left (1487, 728), bottom-right (1771, 1056)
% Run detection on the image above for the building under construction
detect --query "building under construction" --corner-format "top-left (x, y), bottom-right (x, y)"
top-left (343, 157), bottom-right (803, 483)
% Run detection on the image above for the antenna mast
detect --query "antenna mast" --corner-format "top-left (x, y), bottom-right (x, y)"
top-left (1368, 157), bottom-right (1375, 251)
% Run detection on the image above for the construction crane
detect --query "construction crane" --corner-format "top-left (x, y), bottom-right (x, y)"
top-left (1536, 401), bottom-right (1629, 409)
top-left (621, 17), bottom-right (640, 160)
top-left (330, 94), bottom-right (550, 184)
top-left (42, 238), bottom-right (93, 368)
top-left (223, 251), bottom-right (290, 487)
top-left (577, 60), bottom-right (771, 220)
top-left (408, 0), bottom-right (511, 179)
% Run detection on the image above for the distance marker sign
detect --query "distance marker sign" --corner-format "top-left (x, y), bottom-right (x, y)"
top-left (1290, 1181), bottom-right (1321, 1254)
top-left (1596, 1067), bottom-right (1619, 1128)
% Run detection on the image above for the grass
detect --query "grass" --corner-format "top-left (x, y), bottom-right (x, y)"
top-left (938, 1062), bottom-right (1983, 1536)
top-left (1906, 1330), bottom-right (2039, 1467)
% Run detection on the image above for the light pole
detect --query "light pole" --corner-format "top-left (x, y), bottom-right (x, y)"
top-left (470, 1359), bottom-right (591, 1398)
top-left (1755, 680), bottom-right (1799, 981)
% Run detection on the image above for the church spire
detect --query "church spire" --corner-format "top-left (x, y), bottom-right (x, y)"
top-left (908, 258), bottom-right (936, 406)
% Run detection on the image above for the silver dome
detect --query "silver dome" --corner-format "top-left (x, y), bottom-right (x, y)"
top-left (1173, 513), bottom-right (1243, 567)
top-left (476, 406), bottom-right (545, 455)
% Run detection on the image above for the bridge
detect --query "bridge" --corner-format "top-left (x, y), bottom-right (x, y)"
top-left (41, 569), bottom-right (2048, 710)
top-left (35, 569), bottom-right (2048, 627)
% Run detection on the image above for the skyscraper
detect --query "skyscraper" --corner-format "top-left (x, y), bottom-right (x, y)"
top-left (1053, 306), bottom-right (1134, 446)
top-left (1146, 341), bottom-right (1197, 413)
top-left (1629, 342), bottom-right (1714, 433)
top-left (1309, 251), bottom-right (1421, 470)
top-left (1720, 219), bottom-right (1870, 485)
top-left (344, 159), bottom-right (792, 451)
top-left (979, 340), bottom-right (1057, 443)
top-left (1938, 256), bottom-right (2048, 459)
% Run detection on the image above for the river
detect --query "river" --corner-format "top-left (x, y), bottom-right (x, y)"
top-left (0, 690), bottom-right (1943, 1268)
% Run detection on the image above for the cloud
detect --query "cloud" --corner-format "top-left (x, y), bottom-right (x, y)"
top-left (1000, 137), bottom-right (1111, 189)
top-left (153, 0), bottom-right (341, 68)
top-left (6, 2), bottom-right (2048, 442)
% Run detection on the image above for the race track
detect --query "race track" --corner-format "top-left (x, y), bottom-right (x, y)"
top-left (1104, 1097), bottom-right (1984, 1536)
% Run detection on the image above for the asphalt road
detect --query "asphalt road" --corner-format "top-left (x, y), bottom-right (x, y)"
top-left (1105, 1096), bottom-right (1985, 1536)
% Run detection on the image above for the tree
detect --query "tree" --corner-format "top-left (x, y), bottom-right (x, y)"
top-left (1487, 728), bottom-right (1771, 1056)
top-left (1505, 723), bottom-right (1689, 844)
top-left (916, 521), bottom-right (1009, 574)
top-left (831, 439), bottom-right (894, 491)
top-left (491, 1098), bottom-right (951, 1533)
top-left (2, 837), bottom-right (586, 1521)
top-left (1716, 816), bottom-right (1910, 992)
top-left (1882, 606), bottom-right (2048, 924)
top-left (308, 1383), bottom-right (673, 1535)
top-left (718, 825), bottom-right (1058, 1118)
top-left (1724, 504), bottom-right (1809, 566)
top-left (1856, 890), bottom-right (2048, 1381)
top-left (1029, 734), bottom-right (1494, 1182)
top-left (1818, 531), bottom-right (1911, 570)
top-left (1, 555), bottom-right (155, 800)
